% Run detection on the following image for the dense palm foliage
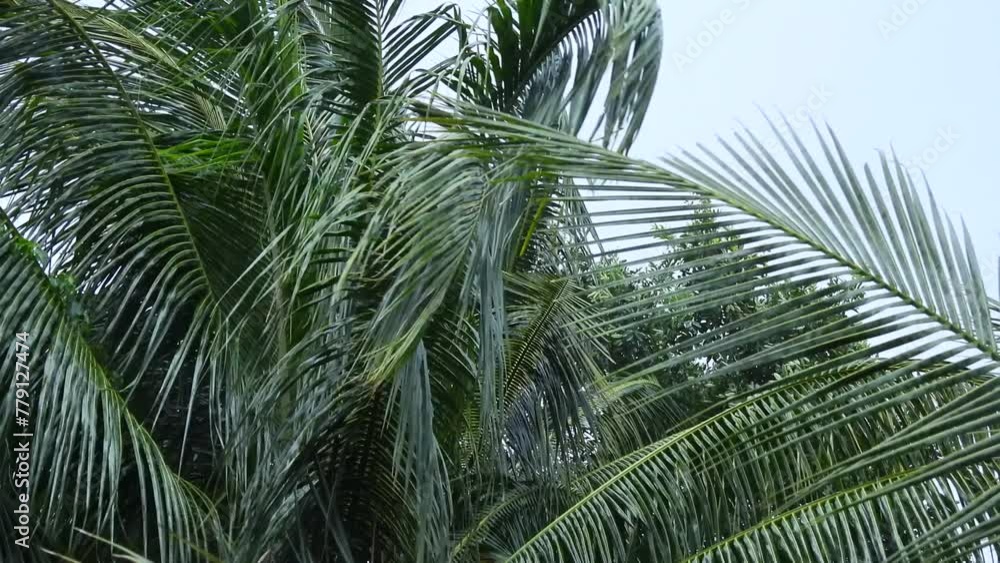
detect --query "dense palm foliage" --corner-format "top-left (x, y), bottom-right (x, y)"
top-left (1, 0), bottom-right (998, 561)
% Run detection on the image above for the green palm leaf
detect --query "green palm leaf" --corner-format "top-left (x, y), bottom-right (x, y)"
top-left (0, 220), bottom-right (215, 562)
top-left (2, 1), bottom-right (997, 561)
top-left (410, 103), bottom-right (1000, 562)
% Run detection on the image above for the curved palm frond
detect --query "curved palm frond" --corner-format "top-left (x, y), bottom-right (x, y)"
top-left (0, 219), bottom-right (216, 562)
top-left (406, 103), bottom-right (1000, 562)
top-left (449, 0), bottom-right (661, 150)
top-left (2, 0), bottom-right (997, 561)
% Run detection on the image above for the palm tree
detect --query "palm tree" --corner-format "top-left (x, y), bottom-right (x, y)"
top-left (1, 0), bottom-right (998, 561)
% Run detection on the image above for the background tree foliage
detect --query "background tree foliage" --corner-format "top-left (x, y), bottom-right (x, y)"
top-left (1, 0), bottom-right (998, 562)
top-left (590, 210), bottom-right (866, 447)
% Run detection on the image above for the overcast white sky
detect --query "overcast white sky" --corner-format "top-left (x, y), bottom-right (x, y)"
top-left (403, 0), bottom-right (1000, 296)
top-left (649, 0), bottom-right (1000, 298)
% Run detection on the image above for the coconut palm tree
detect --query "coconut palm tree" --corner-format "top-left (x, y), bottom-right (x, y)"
top-left (1, 0), bottom-right (998, 562)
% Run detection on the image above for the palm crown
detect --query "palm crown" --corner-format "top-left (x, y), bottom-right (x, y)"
top-left (1, 1), bottom-right (998, 562)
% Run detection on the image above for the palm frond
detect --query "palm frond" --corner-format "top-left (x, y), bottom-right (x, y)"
top-left (4, 1), bottom-right (997, 560)
top-left (0, 220), bottom-right (216, 562)
top-left (410, 102), bottom-right (1000, 561)
top-left (451, 0), bottom-right (662, 150)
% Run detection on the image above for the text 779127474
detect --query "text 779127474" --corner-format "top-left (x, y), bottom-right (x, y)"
top-left (12, 331), bottom-right (32, 549)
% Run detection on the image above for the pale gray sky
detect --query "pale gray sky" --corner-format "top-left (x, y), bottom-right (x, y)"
top-left (404, 0), bottom-right (1000, 296)
top-left (648, 0), bottom-right (999, 297)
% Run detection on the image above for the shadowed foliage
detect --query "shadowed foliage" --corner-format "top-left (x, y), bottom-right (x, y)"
top-left (1, 1), bottom-right (998, 562)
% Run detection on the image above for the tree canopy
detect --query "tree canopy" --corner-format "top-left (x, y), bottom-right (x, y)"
top-left (1, 1), bottom-right (998, 562)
